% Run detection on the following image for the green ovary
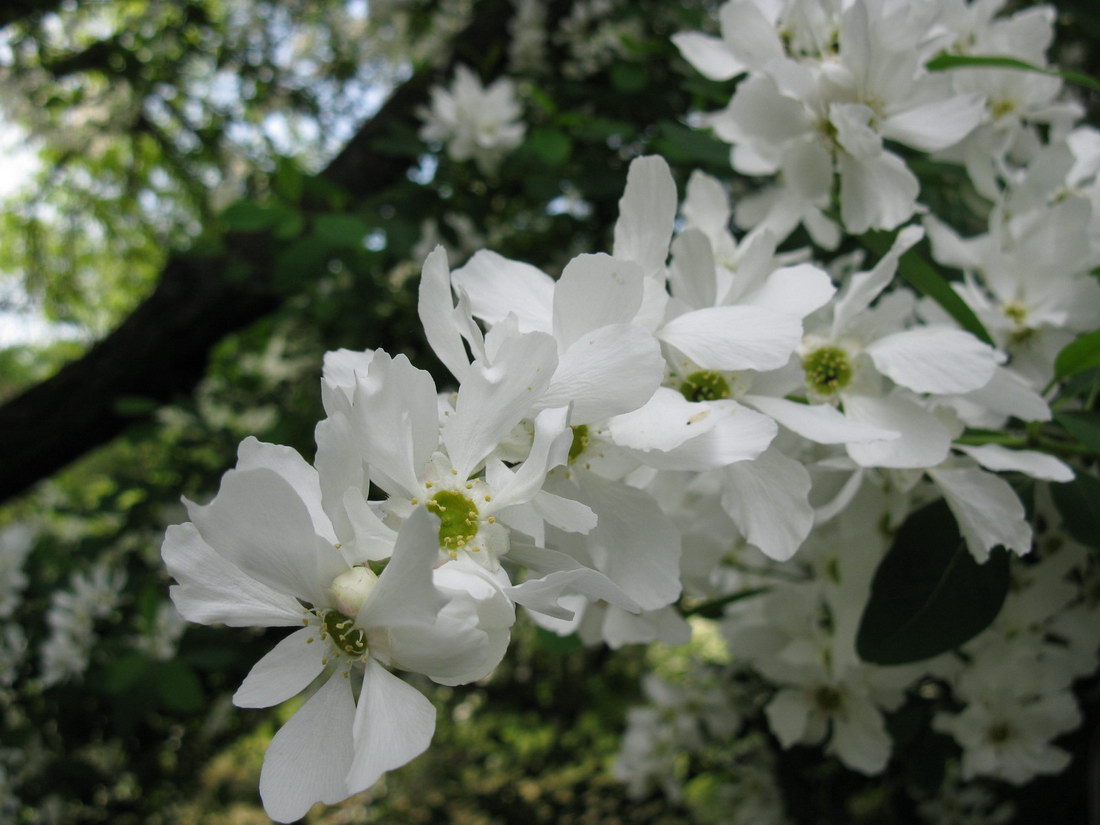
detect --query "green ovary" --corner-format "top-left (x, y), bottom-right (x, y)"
top-left (680, 370), bottom-right (731, 402)
top-left (426, 489), bottom-right (480, 550)
top-left (568, 425), bottom-right (590, 463)
top-left (323, 610), bottom-right (368, 657)
top-left (802, 346), bottom-right (852, 395)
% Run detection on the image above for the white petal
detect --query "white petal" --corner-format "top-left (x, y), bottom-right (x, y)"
top-left (659, 306), bottom-right (802, 371)
top-left (553, 253), bottom-right (645, 348)
top-left (844, 394), bottom-right (952, 469)
top-left (608, 387), bottom-right (720, 453)
top-left (575, 470), bottom-right (682, 610)
top-left (721, 447), bottom-right (813, 561)
top-left (682, 170), bottom-right (731, 242)
top-left (417, 245), bottom-right (470, 382)
top-left (830, 698), bottom-right (891, 775)
top-left (928, 466), bottom-right (1032, 561)
top-left (882, 93), bottom-right (986, 152)
top-left (450, 249), bottom-right (555, 334)
top-left (259, 673), bottom-right (355, 823)
top-left (236, 437), bottom-right (338, 544)
top-left (671, 31), bottom-right (744, 80)
top-left (838, 150), bottom-right (920, 234)
top-left (742, 263), bottom-right (836, 319)
top-left (359, 507), bottom-right (446, 630)
top-left (831, 225), bottom-right (923, 337)
top-left (612, 156), bottom-right (677, 275)
top-left (744, 395), bottom-right (898, 445)
top-left (186, 468), bottom-right (346, 608)
top-left (443, 331), bottom-right (558, 479)
top-left (539, 324), bottom-right (664, 424)
top-left (314, 413), bottom-right (366, 547)
top-left (533, 490), bottom-right (598, 534)
top-left (162, 523), bottom-right (304, 627)
top-left (602, 605), bottom-right (692, 648)
top-left (867, 327), bottom-right (998, 394)
top-left (346, 659), bottom-right (436, 794)
top-left (505, 544), bottom-right (641, 617)
top-left (954, 444), bottom-right (1073, 482)
top-left (766, 688), bottom-right (812, 748)
top-left (234, 626), bottom-right (325, 708)
top-left (353, 351), bottom-right (439, 499)
top-left (492, 406), bottom-right (572, 510)
top-left (632, 400), bottom-right (777, 471)
top-left (719, 0), bottom-right (786, 70)
top-left (953, 366), bottom-right (1051, 422)
top-left (669, 228), bottom-right (718, 310)
top-left (831, 103), bottom-right (882, 159)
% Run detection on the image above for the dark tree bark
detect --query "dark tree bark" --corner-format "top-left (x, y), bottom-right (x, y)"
top-left (0, 0), bottom-right (517, 504)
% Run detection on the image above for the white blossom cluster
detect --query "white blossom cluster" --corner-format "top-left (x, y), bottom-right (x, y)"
top-left (418, 64), bottom-right (526, 174)
top-left (162, 0), bottom-right (1100, 819)
top-left (39, 562), bottom-right (126, 687)
top-left (674, 0), bottom-right (1085, 242)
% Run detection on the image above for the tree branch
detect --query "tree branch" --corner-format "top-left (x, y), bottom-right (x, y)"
top-left (0, 0), bottom-right (516, 504)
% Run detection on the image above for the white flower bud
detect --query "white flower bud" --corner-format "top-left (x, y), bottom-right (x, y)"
top-left (328, 567), bottom-right (378, 618)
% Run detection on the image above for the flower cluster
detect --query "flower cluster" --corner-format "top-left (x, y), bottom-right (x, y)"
top-left (418, 64), bottom-right (526, 173)
top-left (163, 0), bottom-right (1100, 819)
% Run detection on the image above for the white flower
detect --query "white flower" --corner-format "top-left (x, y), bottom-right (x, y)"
top-left (163, 437), bottom-right (514, 821)
top-left (418, 65), bottom-right (526, 173)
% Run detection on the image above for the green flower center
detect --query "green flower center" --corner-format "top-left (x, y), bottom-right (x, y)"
top-left (679, 370), bottom-right (731, 402)
top-left (322, 610), bottom-right (368, 657)
top-left (426, 489), bottom-right (480, 550)
top-left (986, 721), bottom-right (1015, 744)
top-left (814, 685), bottom-right (843, 713)
top-left (568, 425), bottom-right (590, 463)
top-left (802, 346), bottom-right (852, 395)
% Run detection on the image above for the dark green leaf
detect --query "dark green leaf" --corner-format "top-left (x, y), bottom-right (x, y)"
top-left (535, 627), bottom-right (584, 654)
top-left (220, 200), bottom-right (295, 232)
top-left (857, 499), bottom-right (1009, 665)
top-left (526, 128), bottom-right (572, 167)
top-left (611, 63), bottom-right (650, 93)
top-left (103, 653), bottom-right (152, 695)
top-left (154, 660), bottom-right (205, 713)
top-left (652, 121), bottom-right (730, 167)
top-left (862, 232), bottom-right (994, 345)
top-left (313, 213), bottom-right (369, 249)
top-left (1051, 470), bottom-right (1100, 550)
top-left (1054, 410), bottom-right (1100, 453)
top-left (1054, 329), bottom-right (1100, 382)
top-left (273, 156), bottom-right (303, 203)
top-left (926, 53), bottom-right (1100, 93)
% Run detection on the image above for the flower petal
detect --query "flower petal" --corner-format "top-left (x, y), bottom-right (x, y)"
top-left (844, 394), bottom-right (951, 469)
top-left (954, 444), bottom-right (1073, 482)
top-left (346, 659), bottom-right (436, 796)
top-left (418, 245), bottom-right (470, 382)
top-left (867, 327), bottom-right (998, 394)
top-left (553, 253), bottom-right (645, 348)
top-left (928, 466), bottom-right (1032, 561)
top-left (259, 672), bottom-right (355, 823)
top-left (233, 626), bottom-right (326, 708)
top-left (162, 523), bottom-right (304, 627)
top-left (744, 395), bottom-right (898, 444)
top-left (539, 324), bottom-right (664, 424)
top-left (659, 306), bottom-right (802, 371)
top-left (612, 156), bottom-right (677, 275)
top-left (450, 249), bottom-right (555, 334)
top-left (721, 446), bottom-right (813, 561)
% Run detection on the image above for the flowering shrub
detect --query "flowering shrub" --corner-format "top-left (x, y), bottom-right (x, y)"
top-left (3, 0), bottom-right (1099, 822)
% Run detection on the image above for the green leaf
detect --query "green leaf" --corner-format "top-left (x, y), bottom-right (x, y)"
top-left (154, 660), bottom-right (205, 713)
top-left (1051, 470), bottom-right (1100, 550)
top-left (926, 53), bottom-right (1100, 94)
top-left (272, 156), bottom-right (303, 203)
top-left (220, 200), bottom-right (295, 232)
top-left (103, 653), bottom-right (152, 695)
top-left (652, 121), bottom-right (730, 167)
top-left (862, 232), bottom-right (994, 345)
top-left (611, 63), bottom-right (650, 93)
top-left (857, 499), bottom-right (1009, 665)
top-left (526, 128), bottom-right (572, 167)
top-left (535, 627), bottom-right (583, 654)
top-left (1054, 329), bottom-right (1100, 382)
top-left (313, 213), bottom-right (369, 249)
top-left (1054, 410), bottom-right (1100, 453)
